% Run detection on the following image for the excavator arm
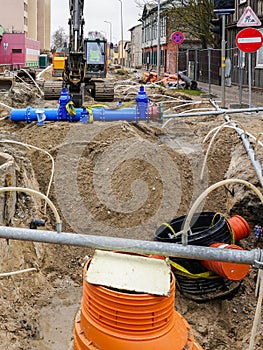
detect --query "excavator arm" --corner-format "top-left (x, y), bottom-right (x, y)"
top-left (63, 0), bottom-right (86, 106)
top-left (68, 0), bottom-right (85, 52)
top-left (44, 0), bottom-right (114, 106)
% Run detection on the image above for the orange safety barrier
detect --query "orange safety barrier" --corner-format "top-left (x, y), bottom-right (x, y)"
top-left (74, 256), bottom-right (203, 350)
top-left (201, 243), bottom-right (250, 281)
top-left (227, 215), bottom-right (250, 241)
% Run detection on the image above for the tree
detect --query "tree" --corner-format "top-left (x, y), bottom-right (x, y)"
top-left (171, 0), bottom-right (216, 49)
top-left (51, 27), bottom-right (68, 51)
top-left (135, 0), bottom-right (217, 49)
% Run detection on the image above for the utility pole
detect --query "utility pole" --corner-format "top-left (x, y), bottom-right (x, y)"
top-left (156, 0), bottom-right (161, 78)
top-left (118, 0), bottom-right (124, 67)
top-left (221, 14), bottom-right (226, 108)
top-left (104, 20), bottom-right (112, 63)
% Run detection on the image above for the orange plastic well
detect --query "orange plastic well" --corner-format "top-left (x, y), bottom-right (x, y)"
top-left (201, 243), bottom-right (250, 281)
top-left (74, 257), bottom-right (204, 350)
top-left (227, 215), bottom-right (250, 241)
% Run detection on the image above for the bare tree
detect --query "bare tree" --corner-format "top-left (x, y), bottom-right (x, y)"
top-left (171, 0), bottom-right (215, 49)
top-left (134, 0), bottom-right (217, 49)
top-left (51, 27), bottom-right (68, 51)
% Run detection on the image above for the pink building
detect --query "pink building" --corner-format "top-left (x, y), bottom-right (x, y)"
top-left (0, 0), bottom-right (51, 51)
top-left (0, 33), bottom-right (40, 68)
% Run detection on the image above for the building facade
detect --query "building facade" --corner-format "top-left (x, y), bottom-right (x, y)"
top-left (135, 0), bottom-right (263, 89)
top-left (0, 33), bottom-right (40, 68)
top-left (0, 0), bottom-right (51, 51)
top-left (129, 24), bottom-right (142, 69)
top-left (140, 1), bottom-right (201, 74)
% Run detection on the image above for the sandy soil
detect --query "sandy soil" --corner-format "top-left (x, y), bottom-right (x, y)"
top-left (0, 68), bottom-right (263, 349)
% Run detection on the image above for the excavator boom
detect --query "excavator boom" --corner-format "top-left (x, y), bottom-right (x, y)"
top-left (44, 0), bottom-right (114, 106)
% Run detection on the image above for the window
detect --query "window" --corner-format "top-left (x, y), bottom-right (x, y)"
top-left (12, 49), bottom-right (22, 54)
top-left (256, 29), bottom-right (263, 68)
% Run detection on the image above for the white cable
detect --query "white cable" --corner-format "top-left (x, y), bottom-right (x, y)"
top-left (0, 267), bottom-right (37, 278)
top-left (0, 187), bottom-right (62, 232)
top-left (182, 178), bottom-right (263, 244)
top-left (20, 68), bottom-right (44, 96)
top-left (0, 139), bottom-right (54, 214)
top-left (0, 102), bottom-right (13, 110)
top-left (201, 123), bottom-right (263, 181)
top-left (200, 122), bottom-right (233, 181)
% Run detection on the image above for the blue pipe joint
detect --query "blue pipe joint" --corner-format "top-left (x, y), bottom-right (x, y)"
top-left (58, 87), bottom-right (71, 120)
top-left (136, 86), bottom-right (149, 122)
top-left (80, 108), bottom-right (90, 124)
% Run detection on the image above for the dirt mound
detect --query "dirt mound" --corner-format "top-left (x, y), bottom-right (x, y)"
top-left (0, 70), bottom-right (262, 349)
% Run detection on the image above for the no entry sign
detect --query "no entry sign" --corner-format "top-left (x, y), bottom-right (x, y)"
top-left (236, 27), bottom-right (263, 53)
top-left (171, 31), bottom-right (184, 45)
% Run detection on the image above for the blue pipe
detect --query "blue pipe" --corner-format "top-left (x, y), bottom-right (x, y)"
top-left (9, 86), bottom-right (161, 124)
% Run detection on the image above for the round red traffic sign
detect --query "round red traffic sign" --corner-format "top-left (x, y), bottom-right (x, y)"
top-left (236, 28), bottom-right (263, 53)
top-left (171, 31), bottom-right (184, 45)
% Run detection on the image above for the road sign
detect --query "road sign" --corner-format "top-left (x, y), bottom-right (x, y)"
top-left (237, 6), bottom-right (262, 27)
top-left (236, 28), bottom-right (263, 53)
top-left (171, 31), bottom-right (184, 45)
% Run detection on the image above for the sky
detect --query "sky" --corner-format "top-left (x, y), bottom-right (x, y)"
top-left (51, 0), bottom-right (143, 44)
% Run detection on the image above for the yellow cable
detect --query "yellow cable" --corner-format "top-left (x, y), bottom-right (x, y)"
top-left (66, 101), bottom-right (76, 117)
top-left (211, 212), bottom-right (235, 244)
top-left (82, 104), bottom-right (108, 124)
top-left (169, 260), bottom-right (219, 279)
top-left (161, 222), bottom-right (176, 237)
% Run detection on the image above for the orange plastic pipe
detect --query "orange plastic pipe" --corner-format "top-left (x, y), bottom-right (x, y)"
top-left (74, 257), bottom-right (204, 350)
top-left (201, 243), bottom-right (250, 281)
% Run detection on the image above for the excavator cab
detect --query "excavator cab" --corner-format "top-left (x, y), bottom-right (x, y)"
top-left (83, 37), bottom-right (114, 101)
top-left (44, 0), bottom-right (114, 106)
top-left (84, 38), bottom-right (107, 79)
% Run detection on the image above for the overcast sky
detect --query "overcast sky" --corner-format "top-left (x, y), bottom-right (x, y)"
top-left (51, 0), bottom-right (142, 44)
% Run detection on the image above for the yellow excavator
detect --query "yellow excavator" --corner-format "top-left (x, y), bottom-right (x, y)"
top-left (44, 0), bottom-right (114, 107)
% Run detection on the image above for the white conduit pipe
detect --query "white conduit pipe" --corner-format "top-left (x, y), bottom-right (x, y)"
top-left (0, 187), bottom-right (61, 232)
top-left (0, 139), bottom-right (55, 214)
top-left (182, 178), bottom-right (263, 245)
top-left (0, 102), bottom-right (13, 110)
top-left (162, 106), bottom-right (263, 118)
top-left (204, 125), bottom-right (263, 150)
top-left (200, 122), bottom-right (233, 181)
top-left (171, 107), bottom-right (215, 113)
top-left (249, 269), bottom-right (263, 350)
top-left (224, 115), bottom-right (263, 188)
top-left (201, 123), bottom-right (263, 184)
top-left (20, 68), bottom-right (44, 96)
top-left (12, 73), bottom-right (34, 92)
top-left (36, 64), bottom-right (52, 80)
top-left (0, 267), bottom-right (37, 278)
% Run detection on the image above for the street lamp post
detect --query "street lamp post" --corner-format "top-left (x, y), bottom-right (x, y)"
top-left (118, 0), bottom-right (124, 67)
top-left (3, 42), bottom-right (8, 65)
top-left (104, 20), bottom-right (112, 62)
top-left (157, 0), bottom-right (161, 78)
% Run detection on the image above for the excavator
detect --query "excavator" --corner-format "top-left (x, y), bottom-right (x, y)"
top-left (44, 0), bottom-right (114, 107)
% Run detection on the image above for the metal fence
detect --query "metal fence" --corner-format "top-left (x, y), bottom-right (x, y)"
top-left (177, 48), bottom-right (263, 107)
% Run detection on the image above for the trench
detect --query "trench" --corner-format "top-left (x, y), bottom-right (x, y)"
top-left (31, 286), bottom-right (82, 350)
